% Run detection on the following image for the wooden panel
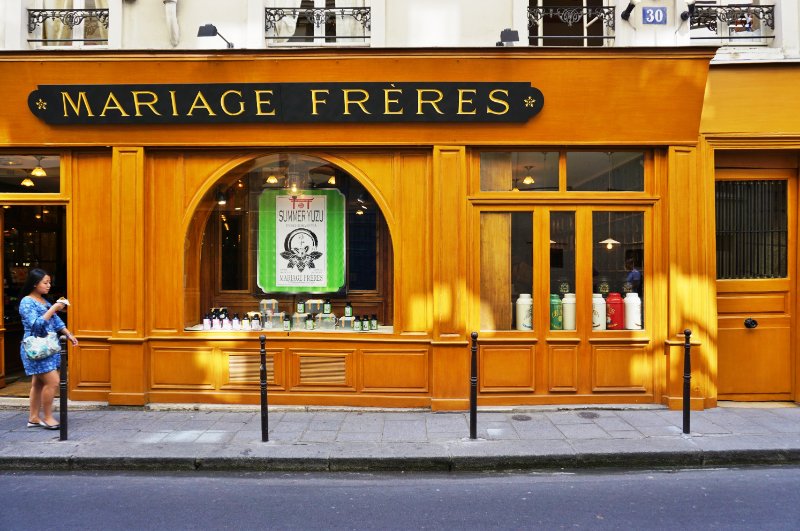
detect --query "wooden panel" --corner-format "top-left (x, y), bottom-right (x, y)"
top-left (479, 345), bottom-right (535, 392)
top-left (480, 213), bottom-right (511, 330)
top-left (703, 66), bottom-right (800, 136)
top-left (715, 151), bottom-right (799, 170)
top-left (108, 342), bottom-right (148, 405)
top-left (433, 146), bottom-right (466, 338)
top-left (148, 153), bottom-right (184, 333)
top-left (718, 316), bottom-right (792, 395)
top-left (150, 346), bottom-right (215, 389)
top-left (74, 345), bottom-right (111, 388)
top-left (591, 345), bottom-right (650, 392)
top-left (291, 349), bottom-right (354, 390)
top-left (548, 344), bottom-right (578, 392)
top-left (394, 152), bottom-right (431, 334)
top-left (72, 152), bottom-right (113, 335)
top-left (111, 147), bottom-right (145, 337)
top-left (717, 293), bottom-right (787, 314)
top-left (361, 349), bottom-right (428, 392)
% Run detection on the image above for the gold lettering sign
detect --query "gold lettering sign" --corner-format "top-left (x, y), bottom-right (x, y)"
top-left (31, 82), bottom-right (544, 124)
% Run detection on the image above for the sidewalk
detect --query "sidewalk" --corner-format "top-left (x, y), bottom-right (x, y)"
top-left (1, 400), bottom-right (799, 472)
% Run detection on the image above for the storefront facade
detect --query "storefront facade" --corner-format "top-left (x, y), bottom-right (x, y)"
top-left (0, 47), bottom-right (721, 410)
top-left (702, 63), bottom-right (800, 404)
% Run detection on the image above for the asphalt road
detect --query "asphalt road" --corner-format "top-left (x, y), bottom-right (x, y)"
top-left (2, 466), bottom-right (799, 530)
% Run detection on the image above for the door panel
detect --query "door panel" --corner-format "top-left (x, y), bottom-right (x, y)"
top-left (715, 169), bottom-right (796, 400)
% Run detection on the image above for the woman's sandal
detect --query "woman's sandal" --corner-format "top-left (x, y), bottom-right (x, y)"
top-left (39, 421), bottom-right (60, 430)
top-left (26, 420), bottom-right (41, 428)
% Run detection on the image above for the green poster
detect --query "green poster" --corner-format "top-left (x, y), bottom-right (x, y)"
top-left (257, 188), bottom-right (346, 293)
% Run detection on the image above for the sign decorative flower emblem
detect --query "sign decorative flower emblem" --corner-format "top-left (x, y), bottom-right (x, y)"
top-left (280, 228), bottom-right (323, 272)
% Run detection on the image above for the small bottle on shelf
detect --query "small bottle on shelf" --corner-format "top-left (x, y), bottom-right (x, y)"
top-left (297, 300), bottom-right (305, 314)
top-left (232, 313), bottom-right (241, 331)
top-left (323, 299), bottom-right (332, 314)
top-left (344, 301), bottom-right (353, 317)
top-left (283, 314), bottom-right (291, 331)
top-left (370, 314), bottom-right (378, 330)
top-left (305, 314), bottom-right (314, 330)
top-left (353, 315), bottom-right (362, 331)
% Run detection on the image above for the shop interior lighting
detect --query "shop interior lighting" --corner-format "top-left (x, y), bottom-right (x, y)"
top-left (620, 0), bottom-right (640, 21)
top-left (31, 156), bottom-right (47, 177)
top-left (266, 174), bottom-right (279, 184)
top-left (20, 178), bottom-right (35, 187)
top-left (681, 1), bottom-right (696, 21)
top-left (197, 24), bottom-right (234, 48)
top-left (216, 190), bottom-right (227, 205)
top-left (522, 166), bottom-right (535, 185)
top-left (327, 175), bottom-right (336, 185)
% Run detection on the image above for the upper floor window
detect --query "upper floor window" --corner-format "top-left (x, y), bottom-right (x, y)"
top-left (265, 0), bottom-right (370, 46)
top-left (689, 1), bottom-right (775, 46)
top-left (27, 0), bottom-right (109, 48)
top-left (527, 0), bottom-right (615, 47)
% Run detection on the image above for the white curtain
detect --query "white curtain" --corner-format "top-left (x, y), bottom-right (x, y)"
top-left (336, 0), bottom-right (367, 42)
top-left (42, 0), bottom-right (108, 45)
top-left (272, 0), bottom-right (304, 43)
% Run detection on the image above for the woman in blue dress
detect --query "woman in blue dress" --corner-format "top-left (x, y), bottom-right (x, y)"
top-left (18, 268), bottom-right (78, 430)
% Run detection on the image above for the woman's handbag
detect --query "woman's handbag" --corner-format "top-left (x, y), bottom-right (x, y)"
top-left (22, 332), bottom-right (61, 361)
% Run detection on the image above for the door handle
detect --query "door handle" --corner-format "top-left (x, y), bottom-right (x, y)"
top-left (744, 318), bottom-right (758, 329)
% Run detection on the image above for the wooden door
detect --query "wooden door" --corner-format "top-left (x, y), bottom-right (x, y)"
top-left (716, 169), bottom-right (796, 400)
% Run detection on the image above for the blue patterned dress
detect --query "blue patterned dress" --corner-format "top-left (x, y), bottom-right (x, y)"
top-left (19, 296), bottom-right (65, 375)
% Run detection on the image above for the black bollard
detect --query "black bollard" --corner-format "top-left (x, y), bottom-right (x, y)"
top-left (469, 332), bottom-right (478, 440)
top-left (259, 335), bottom-right (269, 442)
top-left (683, 329), bottom-right (692, 435)
top-left (59, 335), bottom-right (68, 441)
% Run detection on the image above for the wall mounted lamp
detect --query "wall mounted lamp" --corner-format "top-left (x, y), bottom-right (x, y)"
top-left (620, 0), bottom-right (640, 22)
top-left (496, 28), bottom-right (519, 47)
top-left (680, 1), bottom-right (696, 21)
top-left (197, 24), bottom-right (234, 48)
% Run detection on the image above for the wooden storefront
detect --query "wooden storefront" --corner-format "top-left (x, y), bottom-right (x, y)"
top-left (702, 64), bottom-right (800, 403)
top-left (0, 48), bottom-right (720, 410)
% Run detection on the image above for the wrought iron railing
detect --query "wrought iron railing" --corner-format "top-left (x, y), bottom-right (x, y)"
top-left (265, 6), bottom-right (371, 43)
top-left (27, 8), bottom-right (109, 44)
top-left (527, 6), bottom-right (615, 45)
top-left (690, 3), bottom-right (775, 42)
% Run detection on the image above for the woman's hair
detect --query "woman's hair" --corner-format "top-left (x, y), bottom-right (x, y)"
top-left (20, 268), bottom-right (50, 299)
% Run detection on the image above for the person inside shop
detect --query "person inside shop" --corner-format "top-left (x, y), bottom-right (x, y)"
top-left (624, 257), bottom-right (642, 298)
top-left (18, 268), bottom-right (78, 430)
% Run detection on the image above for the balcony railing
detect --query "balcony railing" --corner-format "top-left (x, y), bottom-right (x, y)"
top-left (690, 3), bottom-right (775, 44)
top-left (527, 6), bottom-right (616, 47)
top-left (265, 6), bottom-right (371, 45)
top-left (27, 8), bottom-right (109, 45)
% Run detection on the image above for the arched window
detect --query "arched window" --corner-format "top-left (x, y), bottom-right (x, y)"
top-left (184, 153), bottom-right (393, 330)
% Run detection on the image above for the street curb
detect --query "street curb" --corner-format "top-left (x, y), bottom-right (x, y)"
top-left (2, 450), bottom-right (800, 473)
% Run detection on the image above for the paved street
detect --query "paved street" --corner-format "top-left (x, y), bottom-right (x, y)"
top-left (3, 467), bottom-right (800, 530)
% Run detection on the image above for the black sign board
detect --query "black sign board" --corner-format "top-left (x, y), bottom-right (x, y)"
top-left (28, 82), bottom-right (544, 125)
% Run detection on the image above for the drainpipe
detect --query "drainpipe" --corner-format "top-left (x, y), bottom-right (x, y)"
top-left (164, 0), bottom-right (179, 47)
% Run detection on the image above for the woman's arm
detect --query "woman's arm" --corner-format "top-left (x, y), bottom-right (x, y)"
top-left (58, 327), bottom-right (79, 346)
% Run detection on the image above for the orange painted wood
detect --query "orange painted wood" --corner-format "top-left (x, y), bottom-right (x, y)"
top-left (479, 345), bottom-right (535, 392)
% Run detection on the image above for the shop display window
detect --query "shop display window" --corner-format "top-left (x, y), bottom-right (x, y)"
top-left (476, 149), bottom-right (649, 334)
top-left (592, 211), bottom-right (644, 331)
top-left (567, 152), bottom-right (644, 192)
top-left (185, 153), bottom-right (392, 332)
top-left (0, 155), bottom-right (60, 194)
top-left (550, 211), bottom-right (575, 331)
top-left (480, 211), bottom-right (533, 331)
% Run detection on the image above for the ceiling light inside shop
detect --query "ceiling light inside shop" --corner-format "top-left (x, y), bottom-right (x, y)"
top-left (21, 178), bottom-right (34, 187)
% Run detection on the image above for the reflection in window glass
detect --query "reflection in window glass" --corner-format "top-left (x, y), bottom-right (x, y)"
top-left (0, 155), bottom-right (60, 193)
top-left (567, 152), bottom-right (644, 192)
top-left (550, 212), bottom-right (575, 331)
top-left (480, 152), bottom-right (559, 192)
top-left (592, 212), bottom-right (644, 330)
top-left (480, 212), bottom-right (533, 331)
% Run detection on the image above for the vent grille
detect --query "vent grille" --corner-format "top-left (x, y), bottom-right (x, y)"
top-left (299, 356), bottom-right (346, 384)
top-left (229, 355), bottom-right (273, 383)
